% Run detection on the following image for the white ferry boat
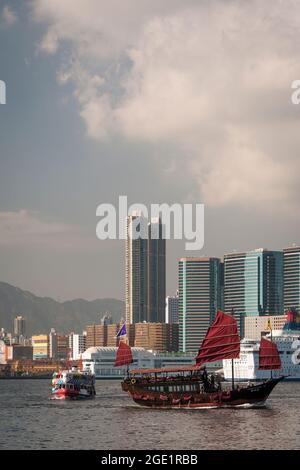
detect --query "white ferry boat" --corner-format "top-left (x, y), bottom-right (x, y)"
top-left (51, 366), bottom-right (96, 399)
top-left (223, 312), bottom-right (300, 381)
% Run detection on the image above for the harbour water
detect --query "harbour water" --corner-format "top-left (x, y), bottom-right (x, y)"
top-left (0, 379), bottom-right (299, 450)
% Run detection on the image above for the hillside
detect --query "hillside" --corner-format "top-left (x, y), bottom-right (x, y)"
top-left (0, 282), bottom-right (124, 335)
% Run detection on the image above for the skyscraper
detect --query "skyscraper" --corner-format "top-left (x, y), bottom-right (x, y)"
top-left (178, 257), bottom-right (222, 353)
top-left (126, 214), bottom-right (166, 324)
top-left (147, 218), bottom-right (166, 323)
top-left (49, 328), bottom-right (58, 359)
top-left (224, 249), bottom-right (283, 333)
top-left (13, 316), bottom-right (25, 337)
top-left (126, 213), bottom-right (148, 324)
top-left (284, 245), bottom-right (300, 313)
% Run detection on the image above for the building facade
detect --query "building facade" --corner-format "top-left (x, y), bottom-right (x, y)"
top-left (82, 347), bottom-right (195, 379)
top-left (178, 257), bottom-right (222, 353)
top-left (126, 214), bottom-right (166, 324)
top-left (284, 246), bottom-right (300, 313)
top-left (244, 314), bottom-right (287, 340)
top-left (86, 322), bottom-right (178, 352)
top-left (165, 292), bottom-right (179, 324)
top-left (57, 335), bottom-right (69, 360)
top-left (224, 249), bottom-right (284, 334)
top-left (49, 328), bottom-right (58, 359)
top-left (126, 213), bottom-right (148, 324)
top-left (13, 316), bottom-right (25, 337)
top-left (6, 345), bottom-right (33, 361)
top-left (129, 322), bottom-right (178, 352)
top-left (32, 335), bottom-right (49, 360)
top-left (147, 218), bottom-right (166, 323)
top-left (70, 333), bottom-right (87, 360)
top-left (86, 324), bottom-right (107, 348)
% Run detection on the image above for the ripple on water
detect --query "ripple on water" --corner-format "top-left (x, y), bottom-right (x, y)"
top-left (0, 379), bottom-right (299, 449)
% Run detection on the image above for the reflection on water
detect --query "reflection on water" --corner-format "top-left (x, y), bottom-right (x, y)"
top-left (0, 379), bottom-right (299, 449)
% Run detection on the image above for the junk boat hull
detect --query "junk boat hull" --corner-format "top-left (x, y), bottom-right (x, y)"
top-left (122, 375), bottom-right (283, 409)
top-left (117, 311), bottom-right (284, 410)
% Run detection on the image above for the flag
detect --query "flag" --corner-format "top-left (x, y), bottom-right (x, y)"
top-left (116, 323), bottom-right (127, 338)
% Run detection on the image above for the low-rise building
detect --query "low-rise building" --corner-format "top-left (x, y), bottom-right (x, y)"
top-left (6, 345), bottom-right (33, 361)
top-left (130, 322), bottom-right (179, 352)
top-left (81, 347), bottom-right (196, 379)
top-left (86, 324), bottom-right (107, 348)
top-left (86, 322), bottom-right (179, 352)
top-left (32, 335), bottom-right (49, 359)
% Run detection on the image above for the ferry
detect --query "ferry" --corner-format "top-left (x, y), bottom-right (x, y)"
top-left (51, 366), bottom-right (96, 399)
top-left (223, 311), bottom-right (300, 381)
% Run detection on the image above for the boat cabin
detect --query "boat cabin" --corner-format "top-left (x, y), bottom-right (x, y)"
top-left (123, 366), bottom-right (221, 394)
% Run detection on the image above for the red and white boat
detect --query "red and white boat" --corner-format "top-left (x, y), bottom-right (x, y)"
top-left (51, 366), bottom-right (96, 399)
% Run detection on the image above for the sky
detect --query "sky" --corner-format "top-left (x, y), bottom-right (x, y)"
top-left (0, 0), bottom-right (300, 301)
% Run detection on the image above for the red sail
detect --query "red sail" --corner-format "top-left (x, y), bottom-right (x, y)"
top-left (258, 337), bottom-right (281, 370)
top-left (196, 310), bottom-right (240, 366)
top-left (114, 341), bottom-right (133, 367)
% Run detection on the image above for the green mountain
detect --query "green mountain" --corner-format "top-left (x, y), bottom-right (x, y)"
top-left (0, 282), bottom-right (124, 335)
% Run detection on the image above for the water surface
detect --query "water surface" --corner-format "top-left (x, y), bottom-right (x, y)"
top-left (0, 379), bottom-right (299, 449)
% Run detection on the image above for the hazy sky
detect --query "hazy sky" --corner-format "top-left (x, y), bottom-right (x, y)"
top-left (1, 0), bottom-right (300, 301)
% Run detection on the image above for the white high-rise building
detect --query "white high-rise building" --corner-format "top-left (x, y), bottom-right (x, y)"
top-left (70, 332), bottom-right (87, 360)
top-left (166, 292), bottom-right (179, 324)
top-left (49, 328), bottom-right (58, 359)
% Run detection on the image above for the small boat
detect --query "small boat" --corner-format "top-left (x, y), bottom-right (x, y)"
top-left (117, 311), bottom-right (284, 409)
top-left (51, 366), bottom-right (96, 399)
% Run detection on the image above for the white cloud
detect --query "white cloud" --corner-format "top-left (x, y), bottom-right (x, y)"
top-left (1, 5), bottom-right (17, 27)
top-left (31, 0), bottom-right (300, 209)
top-left (0, 210), bottom-right (93, 250)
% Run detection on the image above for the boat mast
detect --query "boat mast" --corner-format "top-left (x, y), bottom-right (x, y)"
top-left (231, 308), bottom-right (235, 390)
top-left (270, 328), bottom-right (273, 379)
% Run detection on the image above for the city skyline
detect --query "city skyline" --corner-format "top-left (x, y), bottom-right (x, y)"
top-left (1, 1), bottom-right (300, 301)
top-left (1, 237), bottom-right (300, 356)
top-left (0, 242), bottom-right (300, 302)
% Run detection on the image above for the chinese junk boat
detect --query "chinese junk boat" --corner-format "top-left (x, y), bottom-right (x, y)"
top-left (120, 311), bottom-right (283, 409)
top-left (51, 366), bottom-right (96, 399)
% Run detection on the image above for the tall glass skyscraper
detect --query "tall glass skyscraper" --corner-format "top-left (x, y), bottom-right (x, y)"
top-left (178, 257), bottom-right (222, 353)
top-left (224, 249), bottom-right (283, 333)
top-left (284, 246), bottom-right (300, 313)
top-left (126, 214), bottom-right (166, 324)
top-left (147, 218), bottom-right (166, 323)
top-left (126, 213), bottom-right (148, 324)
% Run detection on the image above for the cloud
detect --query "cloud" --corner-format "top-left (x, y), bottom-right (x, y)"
top-left (1, 5), bottom-right (17, 28)
top-left (31, 0), bottom-right (300, 209)
top-left (0, 210), bottom-right (93, 250)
